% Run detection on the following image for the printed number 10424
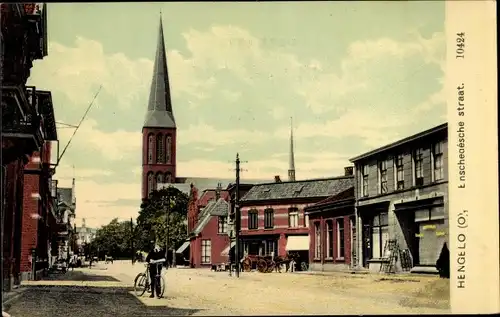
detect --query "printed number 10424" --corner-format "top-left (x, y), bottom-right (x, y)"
top-left (456, 32), bottom-right (465, 59)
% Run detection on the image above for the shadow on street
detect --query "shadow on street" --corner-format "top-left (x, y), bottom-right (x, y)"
top-left (6, 270), bottom-right (202, 317)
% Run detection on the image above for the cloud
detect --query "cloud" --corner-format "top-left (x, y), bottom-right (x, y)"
top-left (178, 122), bottom-right (268, 147)
top-left (56, 164), bottom-right (113, 181)
top-left (57, 118), bottom-right (140, 161)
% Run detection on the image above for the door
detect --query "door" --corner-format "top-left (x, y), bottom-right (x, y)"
top-left (362, 222), bottom-right (371, 268)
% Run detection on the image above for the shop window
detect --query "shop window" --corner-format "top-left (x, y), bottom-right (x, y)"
top-left (264, 208), bottom-right (274, 229)
top-left (370, 213), bottom-right (389, 259)
top-left (379, 160), bottom-right (388, 194)
top-left (326, 220), bottom-right (334, 259)
top-left (314, 222), bottom-right (321, 259)
top-left (414, 148), bottom-right (424, 186)
top-left (248, 210), bottom-right (258, 230)
top-left (395, 155), bottom-right (404, 190)
top-left (288, 207), bottom-right (299, 228)
top-left (218, 216), bottom-right (227, 233)
top-left (433, 142), bottom-right (444, 181)
top-left (361, 165), bottom-right (369, 197)
top-left (201, 239), bottom-right (211, 264)
top-left (415, 207), bottom-right (445, 222)
top-left (337, 219), bottom-right (345, 259)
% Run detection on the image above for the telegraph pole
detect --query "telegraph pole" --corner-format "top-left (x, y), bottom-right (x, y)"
top-left (130, 217), bottom-right (134, 264)
top-left (164, 190), bottom-right (171, 267)
top-left (235, 153), bottom-right (241, 278)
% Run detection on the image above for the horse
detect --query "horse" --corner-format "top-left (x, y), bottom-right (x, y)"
top-left (274, 253), bottom-right (300, 273)
top-left (104, 255), bottom-right (113, 264)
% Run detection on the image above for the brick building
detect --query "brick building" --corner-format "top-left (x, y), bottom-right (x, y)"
top-left (304, 177), bottom-right (356, 272)
top-left (350, 123), bottom-right (448, 273)
top-left (1, 3), bottom-right (50, 290)
top-left (239, 176), bottom-right (354, 269)
top-left (20, 90), bottom-right (59, 281)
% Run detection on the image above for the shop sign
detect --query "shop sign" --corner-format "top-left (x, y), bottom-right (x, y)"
top-left (422, 224), bottom-right (437, 230)
top-left (415, 233), bottom-right (423, 238)
top-left (436, 231), bottom-right (446, 236)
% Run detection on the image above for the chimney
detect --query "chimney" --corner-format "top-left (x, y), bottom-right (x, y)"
top-left (344, 166), bottom-right (354, 176)
top-left (215, 182), bottom-right (222, 200)
top-left (274, 175), bottom-right (282, 183)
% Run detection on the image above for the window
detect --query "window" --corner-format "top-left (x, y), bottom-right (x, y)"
top-left (395, 155), bottom-right (404, 190)
top-left (304, 214), bottom-right (309, 228)
top-left (147, 134), bottom-right (154, 164)
top-left (218, 216), bottom-right (227, 233)
top-left (361, 165), bottom-right (369, 197)
top-left (370, 213), bottom-right (389, 259)
top-left (326, 220), bottom-right (334, 259)
top-left (433, 142), bottom-right (444, 181)
top-left (156, 173), bottom-right (164, 186)
top-left (288, 208), bottom-right (299, 228)
top-left (264, 208), bottom-right (274, 229)
top-left (337, 219), bottom-right (345, 258)
top-left (248, 210), bottom-right (258, 230)
top-left (165, 172), bottom-right (172, 183)
top-left (147, 173), bottom-right (154, 195)
top-left (379, 160), bottom-right (388, 194)
top-left (265, 240), bottom-right (276, 256)
top-left (156, 134), bottom-right (164, 164)
top-left (414, 148), bottom-right (424, 186)
top-left (166, 135), bottom-right (172, 164)
top-left (314, 222), bottom-right (321, 259)
top-left (201, 239), bottom-right (211, 264)
top-left (415, 207), bottom-right (445, 222)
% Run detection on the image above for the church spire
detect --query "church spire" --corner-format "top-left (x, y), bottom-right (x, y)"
top-left (288, 117), bottom-right (296, 182)
top-left (143, 15), bottom-right (176, 129)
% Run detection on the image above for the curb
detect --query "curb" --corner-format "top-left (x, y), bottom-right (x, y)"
top-left (2, 287), bottom-right (27, 311)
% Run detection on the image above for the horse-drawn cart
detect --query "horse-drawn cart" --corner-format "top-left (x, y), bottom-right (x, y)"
top-left (242, 255), bottom-right (276, 273)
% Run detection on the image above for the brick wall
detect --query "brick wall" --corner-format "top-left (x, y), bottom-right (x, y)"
top-left (193, 215), bottom-right (230, 267)
top-left (21, 173), bottom-right (40, 273)
top-left (142, 127), bottom-right (177, 199)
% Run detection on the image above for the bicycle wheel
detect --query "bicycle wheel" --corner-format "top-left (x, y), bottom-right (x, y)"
top-left (157, 275), bottom-right (166, 298)
top-left (134, 273), bottom-right (148, 297)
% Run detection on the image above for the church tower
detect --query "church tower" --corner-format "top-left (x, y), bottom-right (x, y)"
top-left (288, 117), bottom-right (296, 182)
top-left (142, 16), bottom-right (177, 200)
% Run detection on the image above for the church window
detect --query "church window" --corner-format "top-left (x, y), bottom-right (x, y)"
top-left (156, 134), bottom-right (164, 164)
top-left (166, 135), bottom-right (172, 164)
top-left (165, 172), bottom-right (172, 183)
top-left (147, 134), bottom-right (154, 164)
top-left (156, 173), bottom-right (164, 185)
top-left (147, 172), bottom-right (154, 195)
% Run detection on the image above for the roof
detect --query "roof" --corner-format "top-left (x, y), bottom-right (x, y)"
top-left (197, 190), bottom-right (229, 208)
top-left (37, 90), bottom-right (57, 141)
top-left (143, 17), bottom-right (176, 128)
top-left (350, 122), bottom-right (447, 163)
top-left (241, 176), bottom-right (354, 202)
top-left (304, 187), bottom-right (355, 213)
top-left (191, 198), bottom-right (229, 235)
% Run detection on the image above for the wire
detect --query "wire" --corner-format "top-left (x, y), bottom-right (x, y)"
top-left (56, 85), bottom-right (103, 166)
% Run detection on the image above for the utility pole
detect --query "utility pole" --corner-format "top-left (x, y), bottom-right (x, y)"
top-left (164, 190), bottom-right (171, 267)
top-left (235, 153), bottom-right (241, 278)
top-left (130, 217), bottom-right (134, 265)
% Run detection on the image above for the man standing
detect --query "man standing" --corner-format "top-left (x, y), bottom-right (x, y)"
top-left (146, 243), bottom-right (165, 298)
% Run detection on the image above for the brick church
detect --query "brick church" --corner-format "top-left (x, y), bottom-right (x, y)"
top-left (140, 17), bottom-right (267, 200)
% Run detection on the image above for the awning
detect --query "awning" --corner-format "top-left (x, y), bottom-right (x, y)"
top-left (221, 241), bottom-right (236, 256)
top-left (286, 235), bottom-right (310, 251)
top-left (176, 241), bottom-right (190, 254)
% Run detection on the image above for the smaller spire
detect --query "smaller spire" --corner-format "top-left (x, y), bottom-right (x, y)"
top-left (288, 117), bottom-right (296, 182)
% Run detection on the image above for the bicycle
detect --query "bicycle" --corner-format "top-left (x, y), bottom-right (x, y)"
top-left (133, 259), bottom-right (166, 298)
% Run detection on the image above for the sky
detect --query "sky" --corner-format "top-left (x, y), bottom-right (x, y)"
top-left (27, 1), bottom-right (446, 229)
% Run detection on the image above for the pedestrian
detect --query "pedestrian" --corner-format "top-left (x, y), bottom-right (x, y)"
top-left (436, 242), bottom-right (450, 278)
top-left (146, 243), bottom-right (165, 299)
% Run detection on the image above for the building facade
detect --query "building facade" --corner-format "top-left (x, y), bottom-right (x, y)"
top-left (76, 218), bottom-right (97, 246)
top-left (304, 179), bottom-right (356, 272)
top-left (1, 3), bottom-right (51, 290)
top-left (239, 176), bottom-right (354, 267)
top-left (350, 123), bottom-right (448, 273)
top-left (187, 186), bottom-right (231, 268)
top-left (55, 183), bottom-right (77, 261)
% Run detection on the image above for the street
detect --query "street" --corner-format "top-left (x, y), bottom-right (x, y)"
top-left (5, 261), bottom-right (450, 316)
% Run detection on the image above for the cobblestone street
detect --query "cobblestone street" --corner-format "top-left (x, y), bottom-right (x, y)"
top-left (5, 261), bottom-right (450, 316)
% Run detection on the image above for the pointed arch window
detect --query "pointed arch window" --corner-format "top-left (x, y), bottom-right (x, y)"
top-left (147, 172), bottom-right (154, 195)
top-left (165, 172), bottom-right (172, 183)
top-left (166, 135), bottom-right (172, 164)
top-left (156, 134), bottom-right (164, 164)
top-left (148, 134), bottom-right (154, 164)
top-left (156, 173), bottom-right (164, 185)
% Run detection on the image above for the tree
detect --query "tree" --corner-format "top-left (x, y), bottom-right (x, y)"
top-left (90, 218), bottom-right (134, 258)
top-left (135, 187), bottom-right (189, 253)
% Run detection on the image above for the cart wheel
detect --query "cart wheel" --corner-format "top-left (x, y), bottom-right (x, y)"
top-left (257, 259), bottom-right (268, 273)
top-left (267, 261), bottom-right (276, 273)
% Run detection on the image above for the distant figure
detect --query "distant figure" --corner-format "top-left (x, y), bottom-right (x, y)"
top-left (146, 244), bottom-right (165, 299)
top-left (436, 242), bottom-right (450, 278)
